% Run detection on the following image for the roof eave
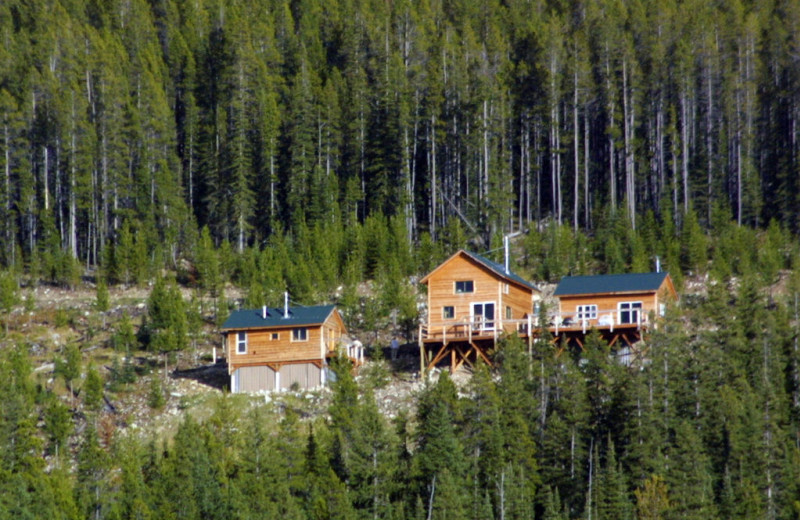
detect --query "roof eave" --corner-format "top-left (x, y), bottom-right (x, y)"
top-left (555, 288), bottom-right (661, 298)
top-left (420, 249), bottom-right (539, 292)
top-left (220, 322), bottom-right (326, 332)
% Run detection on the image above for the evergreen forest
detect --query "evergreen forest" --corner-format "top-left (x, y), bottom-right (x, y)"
top-left (3, 0), bottom-right (800, 518)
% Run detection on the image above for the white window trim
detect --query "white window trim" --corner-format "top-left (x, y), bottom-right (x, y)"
top-left (455, 280), bottom-right (474, 293)
top-left (292, 327), bottom-right (308, 342)
top-left (236, 331), bottom-right (247, 354)
top-left (618, 301), bottom-right (643, 324)
top-left (471, 301), bottom-right (496, 331)
top-left (443, 306), bottom-right (455, 320)
top-left (576, 304), bottom-right (598, 321)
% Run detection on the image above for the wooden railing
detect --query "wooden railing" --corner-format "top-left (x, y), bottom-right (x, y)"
top-left (419, 307), bottom-right (655, 342)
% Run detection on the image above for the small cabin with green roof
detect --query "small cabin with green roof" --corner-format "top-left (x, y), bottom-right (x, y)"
top-left (553, 272), bottom-right (677, 329)
top-left (221, 304), bottom-right (352, 393)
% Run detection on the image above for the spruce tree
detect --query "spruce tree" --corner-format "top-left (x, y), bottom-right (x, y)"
top-left (0, 270), bottom-right (19, 333)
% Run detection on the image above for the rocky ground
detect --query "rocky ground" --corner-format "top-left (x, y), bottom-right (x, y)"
top-left (6, 281), bottom-right (453, 447)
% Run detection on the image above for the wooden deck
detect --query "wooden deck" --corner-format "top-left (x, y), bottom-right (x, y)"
top-left (419, 311), bottom-right (652, 372)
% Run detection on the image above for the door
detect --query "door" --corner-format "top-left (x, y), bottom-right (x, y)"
top-left (618, 301), bottom-right (643, 324)
top-left (472, 302), bottom-right (496, 331)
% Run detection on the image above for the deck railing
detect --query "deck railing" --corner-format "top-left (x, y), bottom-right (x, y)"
top-left (419, 307), bottom-right (654, 342)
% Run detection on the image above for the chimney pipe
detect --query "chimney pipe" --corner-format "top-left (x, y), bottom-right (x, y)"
top-left (656, 256), bottom-right (661, 273)
top-left (284, 292), bottom-right (289, 319)
top-left (262, 305), bottom-right (267, 319)
top-left (504, 235), bottom-right (510, 274)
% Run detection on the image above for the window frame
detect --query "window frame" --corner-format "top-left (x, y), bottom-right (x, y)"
top-left (292, 327), bottom-right (308, 342)
top-left (576, 304), bottom-right (598, 321)
top-left (505, 306), bottom-right (512, 319)
top-left (618, 301), bottom-right (643, 324)
top-left (271, 332), bottom-right (280, 340)
top-left (236, 331), bottom-right (247, 354)
top-left (442, 306), bottom-right (455, 320)
top-left (455, 280), bottom-right (474, 294)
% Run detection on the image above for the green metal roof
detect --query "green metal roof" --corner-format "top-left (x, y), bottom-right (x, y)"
top-left (465, 251), bottom-right (539, 291)
top-left (221, 305), bottom-right (335, 330)
top-left (553, 272), bottom-right (669, 297)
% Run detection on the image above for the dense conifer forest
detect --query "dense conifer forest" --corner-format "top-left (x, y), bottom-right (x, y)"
top-left (3, 0), bottom-right (800, 518)
top-left (1, 0), bottom-right (800, 267)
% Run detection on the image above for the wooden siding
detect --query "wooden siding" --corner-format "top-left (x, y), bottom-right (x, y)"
top-left (227, 325), bottom-right (322, 371)
top-left (226, 310), bottom-right (347, 374)
top-left (558, 293), bottom-right (657, 317)
top-left (501, 281), bottom-right (535, 332)
top-left (424, 253), bottom-right (534, 335)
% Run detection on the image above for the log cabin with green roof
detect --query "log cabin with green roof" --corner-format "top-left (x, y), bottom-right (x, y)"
top-left (221, 303), bottom-right (356, 393)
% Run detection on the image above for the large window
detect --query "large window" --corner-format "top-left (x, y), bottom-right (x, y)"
top-left (443, 306), bottom-right (455, 319)
top-left (618, 301), bottom-right (643, 324)
top-left (292, 327), bottom-right (308, 341)
top-left (237, 331), bottom-right (247, 354)
top-left (576, 305), bottom-right (598, 321)
top-left (455, 280), bottom-right (474, 293)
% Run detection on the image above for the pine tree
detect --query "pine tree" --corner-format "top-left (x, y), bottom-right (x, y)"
top-left (634, 475), bottom-right (670, 520)
top-left (145, 277), bottom-right (188, 365)
top-left (0, 270), bottom-right (19, 333)
top-left (596, 440), bottom-right (633, 520)
top-left (414, 372), bottom-right (465, 511)
top-left (83, 364), bottom-right (104, 412)
top-left (43, 395), bottom-right (72, 457)
top-left (75, 425), bottom-right (111, 519)
top-left (55, 344), bottom-right (82, 404)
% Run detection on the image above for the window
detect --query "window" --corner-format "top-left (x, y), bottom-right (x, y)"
top-left (292, 327), bottom-right (308, 341)
top-left (236, 331), bottom-right (247, 354)
top-left (443, 306), bottom-right (455, 319)
top-left (506, 306), bottom-right (512, 319)
top-left (503, 283), bottom-right (510, 294)
top-left (455, 280), bottom-right (474, 293)
top-left (618, 302), bottom-right (643, 324)
top-left (271, 332), bottom-right (280, 340)
top-left (576, 305), bottom-right (598, 321)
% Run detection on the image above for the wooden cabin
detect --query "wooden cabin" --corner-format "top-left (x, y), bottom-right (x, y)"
top-left (553, 272), bottom-right (677, 331)
top-left (419, 249), bottom-right (540, 370)
top-left (221, 304), bottom-right (356, 393)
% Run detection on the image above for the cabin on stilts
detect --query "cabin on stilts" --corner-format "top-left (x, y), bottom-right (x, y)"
top-left (419, 250), bottom-right (678, 372)
top-left (549, 271), bottom-right (678, 354)
top-left (418, 249), bottom-right (541, 372)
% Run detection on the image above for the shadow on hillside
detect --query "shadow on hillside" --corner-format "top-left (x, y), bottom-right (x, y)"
top-left (172, 360), bottom-right (229, 391)
top-left (377, 342), bottom-right (423, 375)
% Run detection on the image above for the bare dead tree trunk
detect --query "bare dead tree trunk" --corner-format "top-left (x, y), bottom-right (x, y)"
top-left (623, 59), bottom-right (635, 229)
top-left (680, 89), bottom-right (689, 216)
top-left (573, 70), bottom-right (580, 232)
